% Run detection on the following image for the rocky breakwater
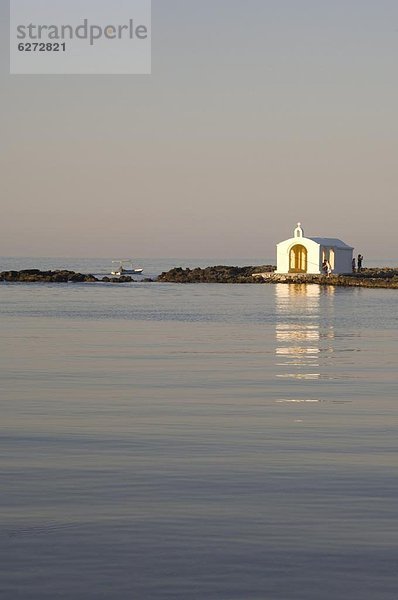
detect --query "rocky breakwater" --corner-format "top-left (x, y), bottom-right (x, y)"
top-left (0, 270), bottom-right (156, 283)
top-left (157, 265), bottom-right (398, 289)
top-left (0, 269), bottom-right (100, 283)
top-left (255, 268), bottom-right (398, 289)
top-left (157, 265), bottom-right (276, 283)
top-left (338, 268), bottom-right (398, 288)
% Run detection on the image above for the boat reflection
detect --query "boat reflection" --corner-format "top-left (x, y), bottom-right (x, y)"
top-left (275, 284), bottom-right (335, 401)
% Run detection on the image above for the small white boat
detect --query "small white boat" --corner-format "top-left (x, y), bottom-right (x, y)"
top-left (111, 260), bottom-right (143, 276)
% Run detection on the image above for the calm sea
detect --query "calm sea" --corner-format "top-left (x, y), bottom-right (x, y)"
top-left (1, 258), bottom-right (398, 600)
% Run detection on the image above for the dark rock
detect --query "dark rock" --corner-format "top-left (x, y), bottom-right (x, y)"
top-left (157, 265), bottom-right (276, 284)
top-left (0, 269), bottom-right (99, 283)
top-left (19, 269), bottom-right (42, 275)
top-left (102, 276), bottom-right (135, 283)
top-left (1, 271), bottom-right (19, 281)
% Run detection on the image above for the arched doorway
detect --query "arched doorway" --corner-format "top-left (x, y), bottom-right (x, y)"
top-left (289, 244), bottom-right (307, 273)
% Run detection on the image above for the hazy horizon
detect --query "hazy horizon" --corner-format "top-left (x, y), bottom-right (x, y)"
top-left (1, 0), bottom-right (397, 259)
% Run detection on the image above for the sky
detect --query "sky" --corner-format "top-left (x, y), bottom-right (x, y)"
top-left (1, 0), bottom-right (398, 259)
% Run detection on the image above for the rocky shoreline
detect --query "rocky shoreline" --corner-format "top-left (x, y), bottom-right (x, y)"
top-left (2, 267), bottom-right (398, 289)
top-left (0, 269), bottom-right (154, 284)
top-left (158, 266), bottom-right (398, 288)
top-left (256, 270), bottom-right (398, 289)
top-left (157, 265), bottom-right (276, 283)
top-left (0, 270), bottom-right (98, 283)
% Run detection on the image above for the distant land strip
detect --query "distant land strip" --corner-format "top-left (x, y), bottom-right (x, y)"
top-left (2, 267), bottom-right (398, 288)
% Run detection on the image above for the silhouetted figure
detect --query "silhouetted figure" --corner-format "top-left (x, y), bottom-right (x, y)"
top-left (352, 257), bottom-right (356, 273)
top-left (322, 260), bottom-right (332, 276)
top-left (357, 254), bottom-right (363, 272)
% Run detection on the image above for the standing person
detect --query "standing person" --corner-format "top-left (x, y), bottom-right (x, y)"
top-left (322, 260), bottom-right (328, 275)
top-left (352, 257), bottom-right (356, 273)
top-left (357, 254), bottom-right (363, 272)
top-left (326, 260), bottom-right (332, 276)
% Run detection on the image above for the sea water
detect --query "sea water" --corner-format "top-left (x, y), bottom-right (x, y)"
top-left (1, 258), bottom-right (398, 599)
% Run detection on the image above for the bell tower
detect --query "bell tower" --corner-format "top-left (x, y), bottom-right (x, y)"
top-left (294, 222), bottom-right (304, 239)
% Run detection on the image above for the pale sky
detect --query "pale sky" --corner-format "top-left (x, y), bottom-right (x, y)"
top-left (1, 0), bottom-right (397, 258)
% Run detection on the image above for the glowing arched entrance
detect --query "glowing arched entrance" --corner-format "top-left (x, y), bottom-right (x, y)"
top-left (289, 244), bottom-right (308, 273)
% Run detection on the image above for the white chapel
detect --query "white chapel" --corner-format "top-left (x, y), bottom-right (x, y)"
top-left (276, 223), bottom-right (354, 275)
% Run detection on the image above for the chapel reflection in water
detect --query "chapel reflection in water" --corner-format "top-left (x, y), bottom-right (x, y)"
top-left (275, 284), bottom-right (335, 390)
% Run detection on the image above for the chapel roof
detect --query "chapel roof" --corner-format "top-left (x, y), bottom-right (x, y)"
top-left (309, 237), bottom-right (354, 249)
